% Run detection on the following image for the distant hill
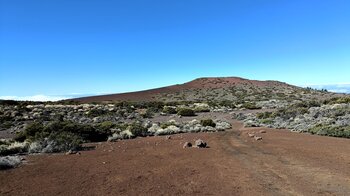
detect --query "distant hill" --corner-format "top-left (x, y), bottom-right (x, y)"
top-left (72, 77), bottom-right (336, 103)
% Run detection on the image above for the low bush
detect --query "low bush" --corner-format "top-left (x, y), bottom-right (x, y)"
top-left (274, 105), bottom-right (308, 120)
top-left (140, 109), bottom-right (154, 118)
top-left (163, 106), bottom-right (177, 114)
top-left (256, 112), bottom-right (274, 119)
top-left (323, 97), bottom-right (350, 105)
top-left (87, 108), bottom-right (108, 117)
top-left (259, 119), bottom-right (274, 124)
top-left (41, 132), bottom-right (83, 153)
top-left (194, 107), bottom-right (210, 113)
top-left (160, 121), bottom-right (177, 129)
top-left (309, 125), bottom-right (350, 138)
top-left (128, 123), bottom-right (148, 137)
top-left (242, 102), bottom-right (261, 110)
top-left (97, 121), bottom-right (116, 133)
top-left (177, 108), bottom-right (196, 116)
top-left (14, 121), bottom-right (112, 153)
top-left (200, 119), bottom-right (216, 127)
top-left (0, 156), bottom-right (22, 170)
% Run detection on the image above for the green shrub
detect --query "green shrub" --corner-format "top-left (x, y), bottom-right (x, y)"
top-left (194, 107), bottom-right (210, 113)
top-left (87, 108), bottom-right (108, 117)
top-left (323, 97), bottom-right (350, 105)
top-left (14, 122), bottom-right (44, 142)
top-left (273, 105), bottom-right (309, 120)
top-left (97, 121), bottom-right (115, 132)
top-left (128, 123), bottom-right (148, 137)
top-left (242, 102), bottom-right (261, 110)
top-left (177, 108), bottom-right (196, 116)
top-left (15, 121), bottom-right (111, 143)
top-left (140, 109), bottom-right (154, 118)
top-left (0, 100), bottom-right (20, 106)
top-left (259, 119), bottom-right (274, 124)
top-left (256, 112), bottom-right (273, 119)
top-left (45, 132), bottom-right (83, 152)
top-left (160, 121), bottom-right (177, 129)
top-left (163, 106), bottom-right (177, 114)
top-left (200, 119), bottom-right (216, 127)
top-left (309, 125), bottom-right (350, 138)
top-left (218, 100), bottom-right (235, 108)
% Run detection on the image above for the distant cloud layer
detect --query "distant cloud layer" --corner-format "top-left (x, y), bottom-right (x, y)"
top-left (306, 84), bottom-right (350, 94)
top-left (0, 93), bottom-right (101, 102)
top-left (0, 95), bottom-right (71, 102)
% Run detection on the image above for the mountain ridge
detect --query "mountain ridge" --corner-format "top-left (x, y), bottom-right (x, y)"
top-left (72, 77), bottom-right (325, 103)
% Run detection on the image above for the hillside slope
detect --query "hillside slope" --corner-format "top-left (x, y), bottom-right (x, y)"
top-left (72, 77), bottom-right (334, 103)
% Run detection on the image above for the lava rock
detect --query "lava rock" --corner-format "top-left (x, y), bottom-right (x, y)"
top-left (183, 142), bottom-right (192, 148)
top-left (195, 139), bottom-right (207, 148)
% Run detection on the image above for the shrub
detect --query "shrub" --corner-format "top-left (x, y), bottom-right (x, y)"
top-left (128, 123), bottom-right (148, 137)
top-left (309, 125), bottom-right (350, 138)
top-left (163, 106), bottom-right (177, 114)
top-left (242, 102), bottom-right (261, 110)
top-left (0, 142), bottom-right (28, 156)
top-left (0, 156), bottom-right (22, 170)
top-left (87, 108), bottom-right (108, 117)
top-left (273, 105), bottom-right (309, 120)
top-left (256, 112), bottom-right (273, 119)
top-left (160, 121), bottom-right (177, 129)
top-left (14, 122), bottom-right (44, 142)
top-left (97, 121), bottom-right (115, 132)
top-left (323, 97), bottom-right (350, 105)
top-left (218, 100), bottom-right (235, 107)
top-left (200, 119), bottom-right (216, 127)
top-left (0, 115), bottom-right (14, 124)
top-left (177, 108), bottom-right (196, 116)
top-left (0, 100), bottom-right (20, 106)
top-left (140, 109), bottom-right (154, 118)
top-left (44, 132), bottom-right (83, 152)
top-left (259, 119), bottom-right (274, 124)
top-left (194, 107), bottom-right (210, 113)
top-left (15, 121), bottom-right (111, 144)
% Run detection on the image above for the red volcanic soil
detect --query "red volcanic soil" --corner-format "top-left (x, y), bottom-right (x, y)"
top-left (1, 115), bottom-right (350, 195)
top-left (72, 77), bottom-right (291, 103)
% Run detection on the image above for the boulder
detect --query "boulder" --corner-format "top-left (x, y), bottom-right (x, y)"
top-left (248, 133), bottom-right (255, 138)
top-left (183, 142), bottom-right (192, 148)
top-left (195, 139), bottom-right (207, 148)
top-left (254, 136), bottom-right (262, 141)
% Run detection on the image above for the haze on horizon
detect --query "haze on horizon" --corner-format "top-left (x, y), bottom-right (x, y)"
top-left (1, 0), bottom-right (350, 101)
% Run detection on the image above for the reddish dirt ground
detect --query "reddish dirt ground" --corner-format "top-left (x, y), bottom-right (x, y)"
top-left (1, 117), bottom-right (350, 195)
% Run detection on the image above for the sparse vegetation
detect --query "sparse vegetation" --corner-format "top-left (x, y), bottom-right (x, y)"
top-left (200, 119), bottom-right (216, 127)
top-left (163, 106), bottom-right (177, 114)
top-left (324, 97), bottom-right (350, 105)
top-left (242, 102), bottom-right (261, 110)
top-left (177, 108), bottom-right (196, 116)
top-left (309, 125), bottom-right (350, 138)
top-left (13, 121), bottom-right (115, 153)
top-left (128, 123), bottom-right (148, 137)
top-left (194, 107), bottom-right (210, 113)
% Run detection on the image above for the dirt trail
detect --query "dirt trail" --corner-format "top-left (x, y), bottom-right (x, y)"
top-left (1, 114), bottom-right (350, 195)
top-left (220, 120), bottom-right (350, 196)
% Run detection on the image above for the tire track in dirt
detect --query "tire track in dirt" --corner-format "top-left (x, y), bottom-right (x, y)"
top-left (218, 117), bottom-right (350, 195)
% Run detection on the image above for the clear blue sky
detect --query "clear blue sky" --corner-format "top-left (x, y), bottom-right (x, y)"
top-left (1, 0), bottom-right (350, 100)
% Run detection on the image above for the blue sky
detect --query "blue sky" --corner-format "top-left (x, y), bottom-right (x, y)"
top-left (1, 0), bottom-right (350, 100)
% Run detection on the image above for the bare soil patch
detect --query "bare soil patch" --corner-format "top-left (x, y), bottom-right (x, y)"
top-left (1, 116), bottom-right (349, 196)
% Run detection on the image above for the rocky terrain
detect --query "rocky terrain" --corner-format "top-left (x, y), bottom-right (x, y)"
top-left (0, 77), bottom-right (349, 195)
